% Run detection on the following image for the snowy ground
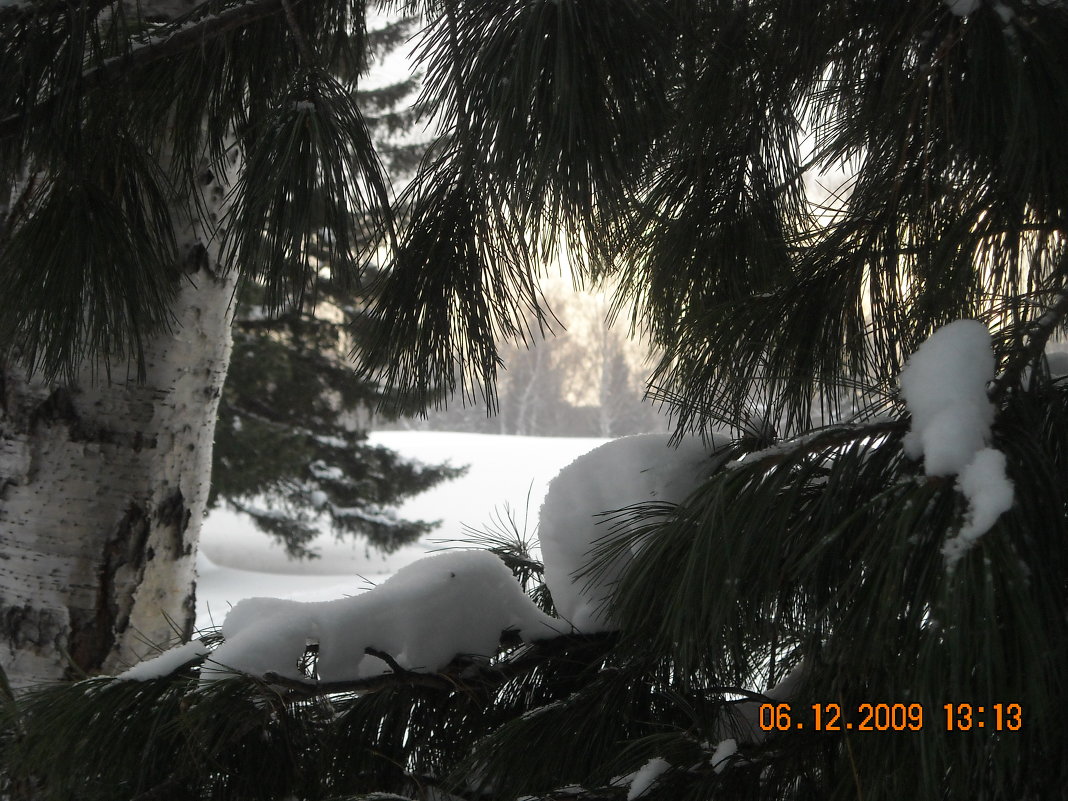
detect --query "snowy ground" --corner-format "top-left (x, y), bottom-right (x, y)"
top-left (196, 432), bottom-right (605, 630)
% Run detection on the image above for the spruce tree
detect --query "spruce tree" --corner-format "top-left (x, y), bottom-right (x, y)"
top-left (212, 267), bottom-right (464, 559)
top-left (209, 17), bottom-right (461, 560)
top-left (3, 2), bottom-right (1068, 801)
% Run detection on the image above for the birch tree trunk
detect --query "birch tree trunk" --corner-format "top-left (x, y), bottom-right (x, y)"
top-left (0, 162), bottom-right (237, 688)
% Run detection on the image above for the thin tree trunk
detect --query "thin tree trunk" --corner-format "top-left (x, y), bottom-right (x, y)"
top-left (0, 164), bottom-right (236, 688)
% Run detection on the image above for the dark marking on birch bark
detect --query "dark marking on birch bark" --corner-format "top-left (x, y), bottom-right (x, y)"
top-left (68, 503), bottom-right (151, 676)
top-left (186, 243), bottom-right (209, 274)
top-left (0, 604), bottom-right (64, 651)
top-left (29, 387), bottom-right (78, 431)
top-left (22, 385), bottom-right (155, 450)
top-left (156, 488), bottom-right (191, 556)
top-left (153, 490), bottom-right (195, 639)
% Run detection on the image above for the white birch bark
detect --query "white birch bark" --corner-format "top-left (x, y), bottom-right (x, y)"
top-left (0, 159), bottom-right (237, 688)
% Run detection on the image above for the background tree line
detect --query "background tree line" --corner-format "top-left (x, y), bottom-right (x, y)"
top-left (384, 284), bottom-right (668, 437)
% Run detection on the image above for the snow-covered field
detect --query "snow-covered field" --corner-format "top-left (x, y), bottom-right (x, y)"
top-left (196, 432), bottom-right (606, 630)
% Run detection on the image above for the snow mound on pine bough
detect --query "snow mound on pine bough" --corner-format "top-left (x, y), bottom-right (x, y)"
top-left (538, 433), bottom-right (728, 633)
top-left (125, 550), bottom-right (562, 683)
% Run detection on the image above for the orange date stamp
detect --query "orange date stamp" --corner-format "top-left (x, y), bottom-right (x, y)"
top-left (758, 702), bottom-right (1023, 732)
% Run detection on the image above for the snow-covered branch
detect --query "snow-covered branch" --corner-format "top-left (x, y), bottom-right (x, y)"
top-left (184, 550), bottom-right (565, 684)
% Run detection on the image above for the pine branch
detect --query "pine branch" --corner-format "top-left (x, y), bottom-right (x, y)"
top-left (725, 419), bottom-right (906, 472)
top-left (0, 172), bottom-right (38, 248)
top-left (441, 0), bottom-right (471, 145)
top-left (256, 632), bottom-right (783, 716)
top-left (262, 664), bottom-right (455, 695)
top-left (279, 0), bottom-right (314, 65)
top-left (0, 0), bottom-right (297, 142)
top-left (991, 257), bottom-right (1068, 400)
top-left (260, 633), bottom-right (616, 699)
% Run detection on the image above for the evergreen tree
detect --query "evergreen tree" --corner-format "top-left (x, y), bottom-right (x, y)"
top-left (3, 2), bottom-right (1068, 801)
top-left (211, 53), bottom-right (463, 558)
top-left (212, 268), bottom-right (463, 559)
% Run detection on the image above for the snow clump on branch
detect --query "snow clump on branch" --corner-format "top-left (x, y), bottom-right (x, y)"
top-left (625, 756), bottom-right (671, 800)
top-left (199, 550), bottom-right (563, 682)
top-left (538, 433), bottom-right (730, 633)
top-left (118, 640), bottom-right (210, 681)
top-left (899, 319), bottom-right (1014, 569)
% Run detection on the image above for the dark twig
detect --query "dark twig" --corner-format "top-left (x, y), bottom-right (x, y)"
top-left (0, 171), bottom-right (38, 250)
top-left (990, 278), bottom-right (1068, 401)
top-left (262, 669), bottom-right (455, 695)
top-left (279, 0), bottom-right (315, 65)
top-left (364, 646), bottom-right (408, 675)
top-left (258, 632), bottom-right (616, 699)
top-left (442, 0), bottom-right (471, 144)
